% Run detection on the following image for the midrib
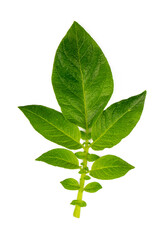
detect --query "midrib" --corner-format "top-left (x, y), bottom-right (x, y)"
top-left (91, 96), bottom-right (143, 146)
top-left (24, 108), bottom-right (81, 146)
top-left (75, 23), bottom-right (88, 130)
top-left (91, 165), bottom-right (127, 171)
top-left (42, 156), bottom-right (79, 166)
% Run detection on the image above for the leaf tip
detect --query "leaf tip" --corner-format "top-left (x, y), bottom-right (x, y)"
top-left (142, 90), bottom-right (147, 97)
top-left (18, 106), bottom-right (26, 113)
top-left (18, 106), bottom-right (22, 110)
top-left (73, 21), bottom-right (79, 26)
top-left (129, 164), bottom-right (135, 170)
top-left (140, 90), bottom-right (147, 100)
top-left (72, 21), bottom-right (83, 30)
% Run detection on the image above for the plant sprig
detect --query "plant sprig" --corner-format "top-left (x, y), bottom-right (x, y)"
top-left (19, 21), bottom-right (146, 218)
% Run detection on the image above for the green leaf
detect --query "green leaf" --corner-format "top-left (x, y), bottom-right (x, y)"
top-left (70, 200), bottom-right (87, 207)
top-left (52, 21), bottom-right (113, 129)
top-left (80, 131), bottom-right (91, 140)
top-left (60, 178), bottom-right (80, 190)
top-left (75, 151), bottom-right (86, 159)
top-left (36, 148), bottom-right (80, 169)
top-left (84, 182), bottom-right (102, 193)
top-left (84, 175), bottom-right (91, 180)
top-left (75, 152), bottom-right (99, 162)
top-left (90, 155), bottom-right (134, 180)
top-left (18, 105), bottom-right (82, 150)
top-left (91, 91), bottom-right (146, 150)
top-left (87, 154), bottom-right (99, 162)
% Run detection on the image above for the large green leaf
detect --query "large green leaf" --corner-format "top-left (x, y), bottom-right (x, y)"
top-left (90, 155), bottom-right (134, 180)
top-left (36, 148), bottom-right (80, 169)
top-left (91, 91), bottom-right (146, 150)
top-left (52, 21), bottom-right (113, 129)
top-left (60, 178), bottom-right (80, 190)
top-left (19, 105), bottom-right (82, 150)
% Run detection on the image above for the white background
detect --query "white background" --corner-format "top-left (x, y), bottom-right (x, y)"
top-left (0, 0), bottom-right (160, 239)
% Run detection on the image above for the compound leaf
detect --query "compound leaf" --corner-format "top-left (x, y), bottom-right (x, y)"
top-left (52, 21), bottom-right (113, 129)
top-left (36, 148), bottom-right (80, 169)
top-left (19, 105), bottom-right (82, 150)
top-left (91, 91), bottom-right (146, 150)
top-left (60, 178), bottom-right (80, 190)
top-left (90, 155), bottom-right (134, 180)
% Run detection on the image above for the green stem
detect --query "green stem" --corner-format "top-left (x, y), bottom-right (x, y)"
top-left (73, 131), bottom-right (89, 218)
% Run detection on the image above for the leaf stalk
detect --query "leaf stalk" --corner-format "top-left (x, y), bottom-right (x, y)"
top-left (73, 130), bottom-right (90, 218)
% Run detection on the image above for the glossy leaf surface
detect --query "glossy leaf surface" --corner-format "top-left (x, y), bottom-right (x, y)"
top-left (91, 91), bottom-right (146, 150)
top-left (36, 148), bottom-right (80, 169)
top-left (90, 155), bottom-right (134, 180)
top-left (19, 105), bottom-right (82, 149)
top-left (52, 21), bottom-right (113, 129)
top-left (61, 178), bottom-right (80, 190)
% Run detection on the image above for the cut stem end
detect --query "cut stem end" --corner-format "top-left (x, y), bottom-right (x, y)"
top-left (73, 205), bottom-right (81, 218)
